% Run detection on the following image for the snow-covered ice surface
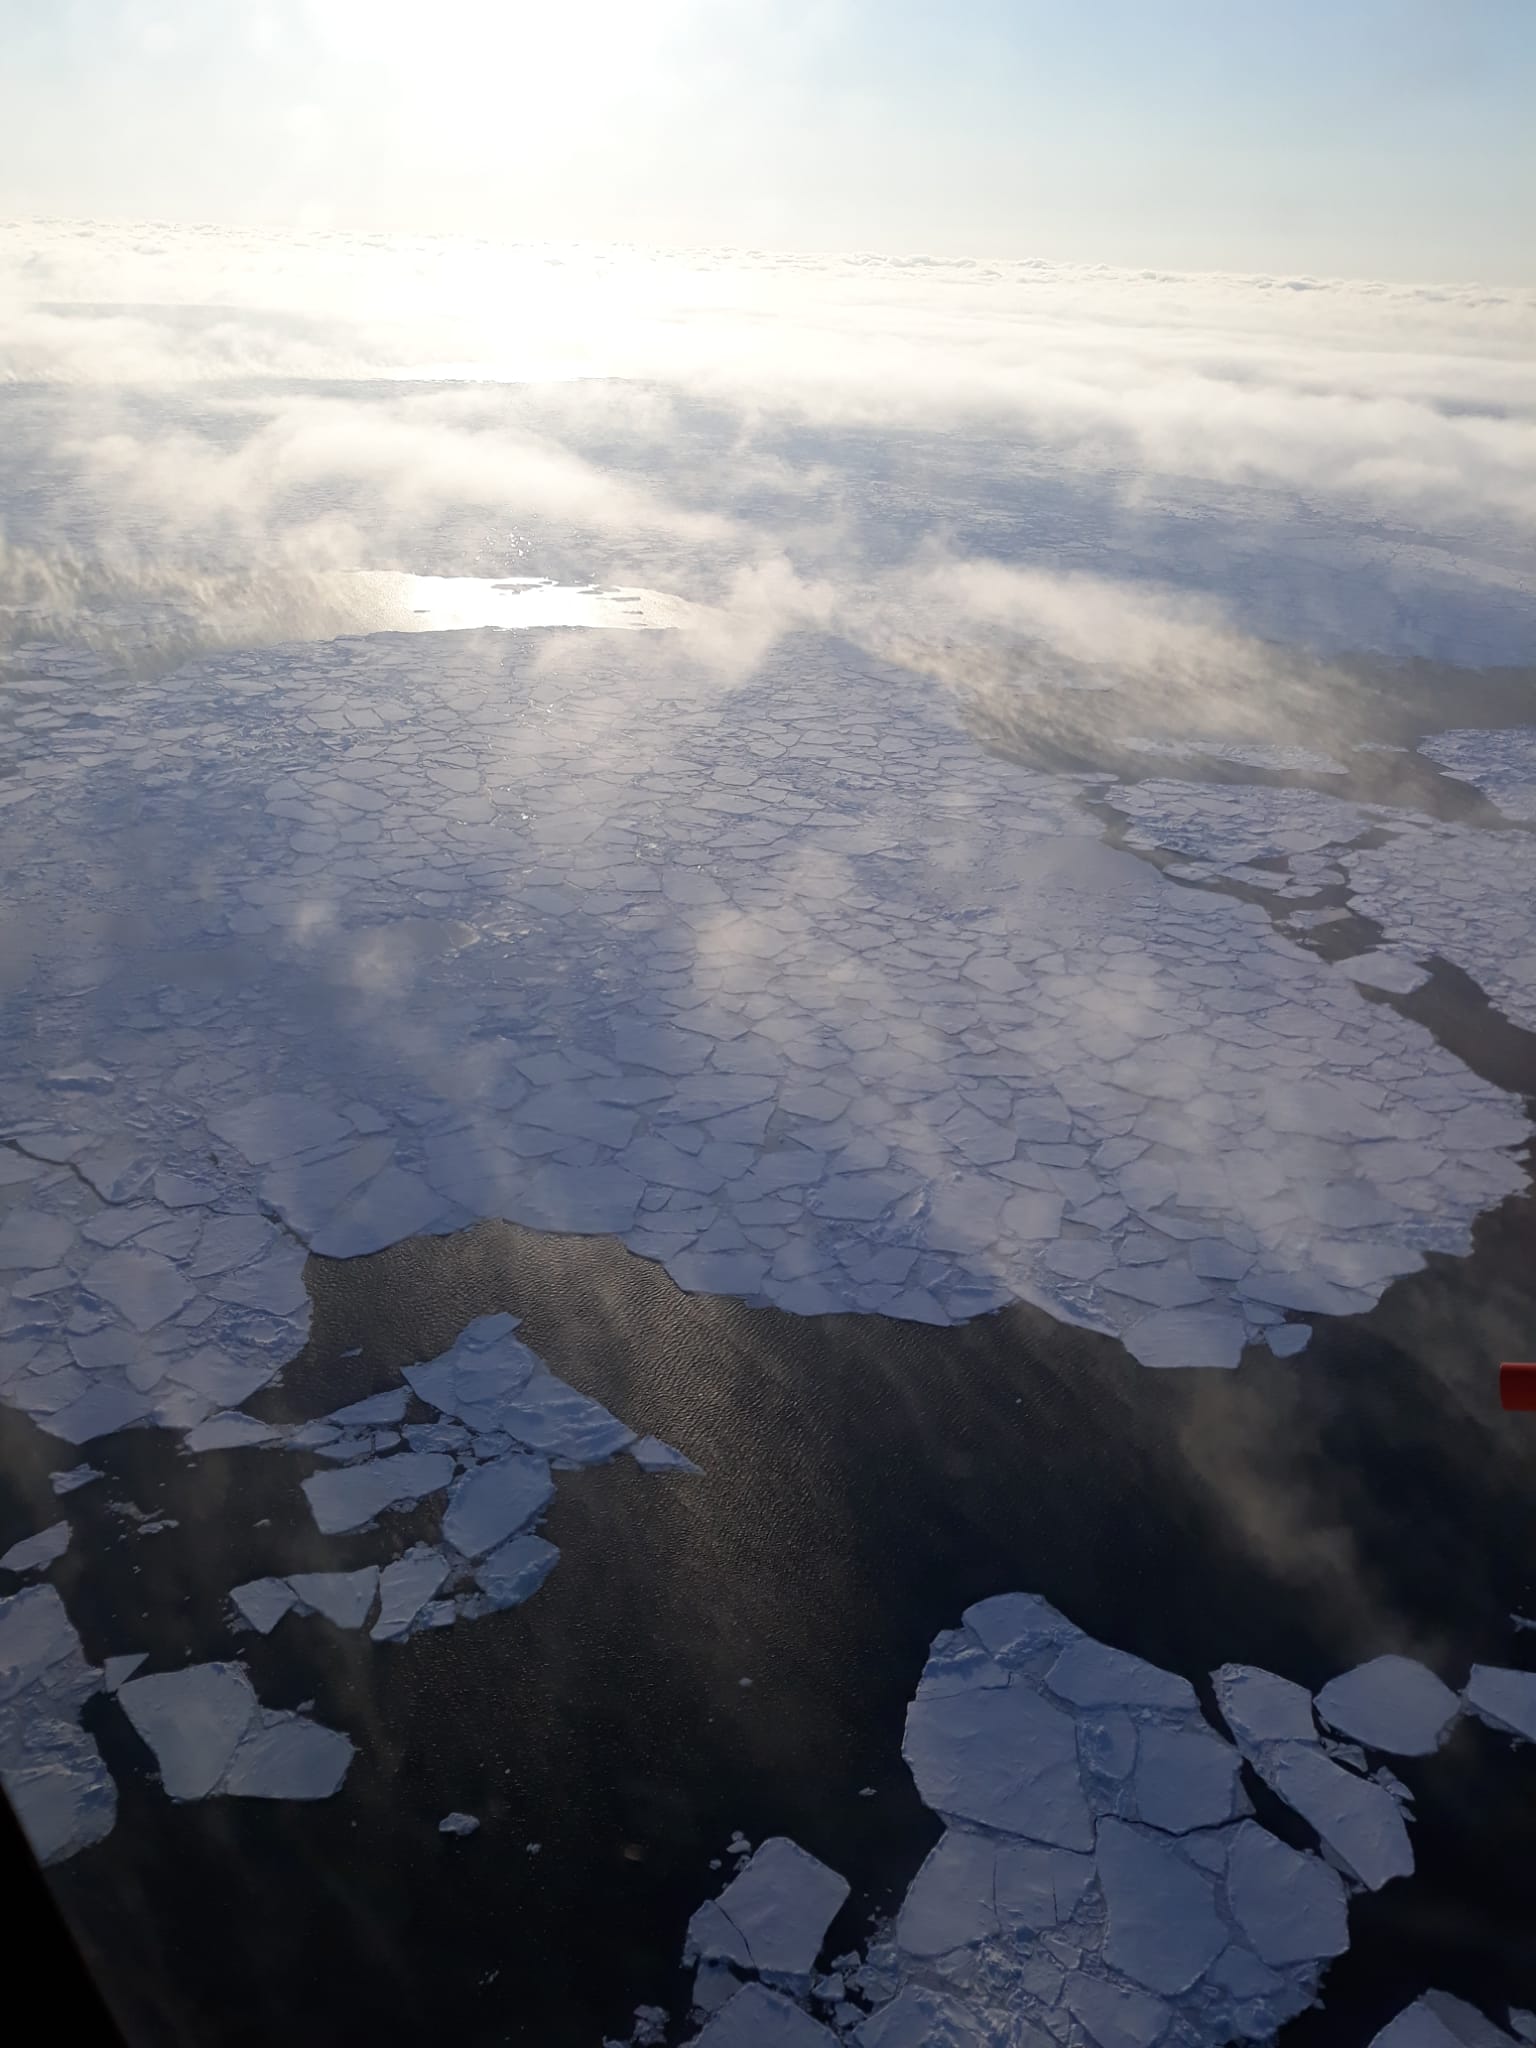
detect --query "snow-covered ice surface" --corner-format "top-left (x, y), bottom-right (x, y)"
top-left (0, 627), bottom-right (1527, 1436)
top-left (0, 1584), bottom-right (117, 1864)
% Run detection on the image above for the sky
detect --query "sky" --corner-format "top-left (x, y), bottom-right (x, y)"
top-left (1, 0), bottom-right (1533, 283)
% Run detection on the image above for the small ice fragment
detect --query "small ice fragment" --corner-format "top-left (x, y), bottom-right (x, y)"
top-left (1223, 1819), bottom-right (1349, 1964)
top-left (50, 1465), bottom-right (101, 1496)
top-left (1315, 1655), bottom-right (1460, 1756)
top-left (0, 1521), bottom-right (71, 1574)
top-left (439, 1810), bottom-right (480, 1836)
top-left (629, 1435), bottom-right (703, 1475)
top-left (230, 1578), bottom-right (297, 1635)
top-left (1266, 1324), bottom-right (1311, 1358)
top-left (1335, 953), bottom-right (1430, 996)
top-left (102, 1653), bottom-right (148, 1692)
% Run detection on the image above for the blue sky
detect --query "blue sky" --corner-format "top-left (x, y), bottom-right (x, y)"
top-left (1, 0), bottom-right (1532, 282)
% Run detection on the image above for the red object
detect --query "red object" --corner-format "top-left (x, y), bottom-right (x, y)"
top-left (1500, 1363), bottom-right (1536, 1411)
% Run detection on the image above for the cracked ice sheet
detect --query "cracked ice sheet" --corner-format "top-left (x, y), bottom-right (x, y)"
top-left (677, 1594), bottom-right (1354, 2048)
top-left (1101, 770), bottom-right (1536, 1036)
top-left (115, 1662), bottom-right (353, 1800)
top-left (0, 628), bottom-right (1527, 1424)
top-left (687, 1838), bottom-right (851, 1991)
top-left (0, 1583), bottom-right (117, 1864)
top-left (1212, 1662), bottom-right (1414, 1888)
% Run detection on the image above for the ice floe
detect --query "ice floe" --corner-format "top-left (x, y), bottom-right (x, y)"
top-left (116, 1661), bottom-right (353, 1800)
top-left (0, 1583), bottom-right (117, 1864)
top-left (1371, 1990), bottom-right (1522, 2047)
top-left (1212, 1662), bottom-right (1414, 1888)
top-left (687, 1838), bottom-right (851, 1993)
top-left (0, 1519), bottom-right (71, 1574)
top-left (671, 1593), bottom-right (1361, 2048)
top-left (439, 1810), bottom-right (480, 1836)
top-left (1313, 1654), bottom-right (1461, 1756)
top-left (1462, 1664), bottom-right (1536, 1744)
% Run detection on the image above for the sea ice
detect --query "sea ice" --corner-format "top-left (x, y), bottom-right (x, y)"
top-left (0, 1584), bottom-right (117, 1864)
top-left (689, 1837), bottom-right (851, 1988)
top-left (371, 1547), bottom-right (453, 1640)
top-left (230, 1578), bottom-right (297, 1635)
top-left (287, 1567), bottom-right (379, 1629)
top-left (116, 1660), bottom-right (352, 1801)
top-left (116, 1664), bottom-right (257, 1798)
top-left (690, 1985), bottom-right (838, 2046)
top-left (1462, 1665), bottom-right (1536, 1743)
top-left (1314, 1654), bottom-right (1460, 1756)
top-left (629, 1435), bottom-right (704, 1475)
top-left (1371, 1991), bottom-right (1520, 2047)
top-left (301, 1451), bottom-right (455, 1534)
top-left (0, 1520), bottom-right (70, 1574)
top-left (441, 1453), bottom-right (554, 1558)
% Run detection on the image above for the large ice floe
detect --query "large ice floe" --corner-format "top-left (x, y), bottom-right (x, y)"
top-left (624, 1600), bottom-right (1536, 2048)
top-left (640, 1594), bottom-right (1413, 2048)
top-left (0, 627), bottom-right (1528, 1441)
